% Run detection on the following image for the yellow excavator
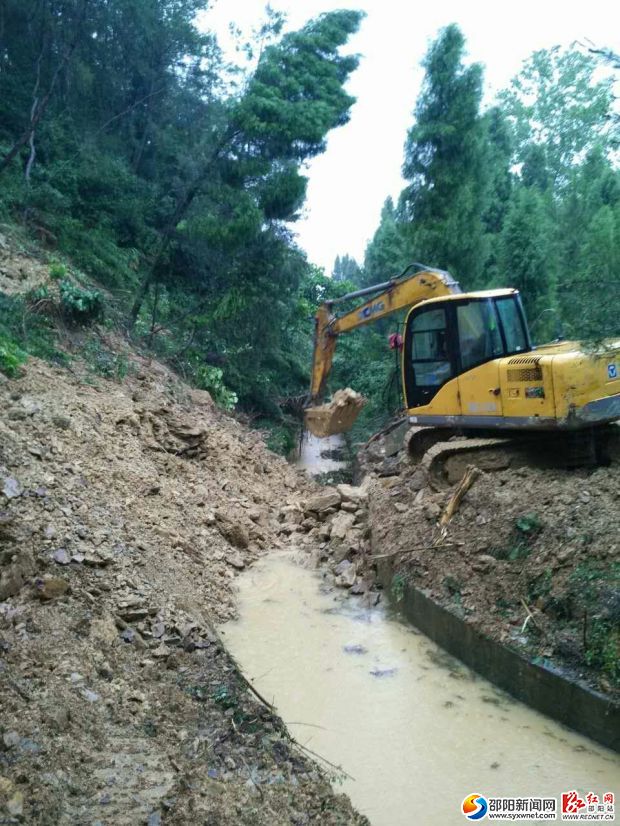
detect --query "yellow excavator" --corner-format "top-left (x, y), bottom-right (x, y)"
top-left (305, 264), bottom-right (620, 475)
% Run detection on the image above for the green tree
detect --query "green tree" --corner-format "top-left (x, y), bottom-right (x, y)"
top-left (499, 47), bottom-right (617, 190)
top-left (399, 24), bottom-right (488, 287)
top-left (500, 186), bottom-right (558, 340)
top-left (363, 197), bottom-right (407, 286)
top-left (332, 254), bottom-right (362, 284)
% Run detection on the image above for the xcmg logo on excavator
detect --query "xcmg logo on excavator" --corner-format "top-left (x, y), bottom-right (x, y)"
top-left (359, 301), bottom-right (385, 320)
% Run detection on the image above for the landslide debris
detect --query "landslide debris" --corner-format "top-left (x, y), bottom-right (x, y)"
top-left (0, 354), bottom-right (367, 825)
top-left (356, 427), bottom-right (620, 697)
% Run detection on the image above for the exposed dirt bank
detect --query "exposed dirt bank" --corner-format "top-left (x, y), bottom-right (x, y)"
top-left (0, 350), bottom-right (367, 824)
top-left (358, 430), bottom-right (619, 699)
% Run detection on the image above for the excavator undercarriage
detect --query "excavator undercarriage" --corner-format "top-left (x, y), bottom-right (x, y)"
top-left (403, 422), bottom-right (620, 487)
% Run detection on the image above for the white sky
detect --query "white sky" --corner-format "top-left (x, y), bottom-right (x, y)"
top-left (200, 0), bottom-right (618, 274)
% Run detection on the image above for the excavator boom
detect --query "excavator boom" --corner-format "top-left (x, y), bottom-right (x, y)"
top-left (310, 266), bottom-right (461, 400)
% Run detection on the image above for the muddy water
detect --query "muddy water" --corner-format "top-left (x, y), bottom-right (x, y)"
top-left (222, 555), bottom-right (619, 826)
top-left (296, 431), bottom-right (347, 476)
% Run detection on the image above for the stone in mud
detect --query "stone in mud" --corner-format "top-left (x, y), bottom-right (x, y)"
top-left (336, 483), bottom-right (367, 506)
top-left (2, 476), bottom-right (22, 499)
top-left (215, 515), bottom-right (249, 549)
top-left (334, 560), bottom-right (356, 588)
top-left (330, 511), bottom-right (356, 541)
top-left (304, 489), bottom-right (341, 514)
top-left (226, 552), bottom-right (246, 570)
top-left (472, 554), bottom-right (497, 573)
top-left (34, 577), bottom-right (70, 600)
top-left (6, 791), bottom-right (23, 817)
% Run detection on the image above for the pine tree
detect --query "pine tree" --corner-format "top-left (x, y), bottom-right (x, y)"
top-left (500, 187), bottom-right (558, 340)
top-left (363, 197), bottom-right (407, 286)
top-left (399, 24), bottom-right (488, 287)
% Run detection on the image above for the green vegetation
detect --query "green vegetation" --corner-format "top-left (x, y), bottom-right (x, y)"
top-left (58, 280), bottom-right (104, 325)
top-left (568, 563), bottom-right (620, 687)
top-left (0, 333), bottom-right (26, 377)
top-left (0, 7), bottom-right (618, 444)
top-left (490, 513), bottom-right (544, 561)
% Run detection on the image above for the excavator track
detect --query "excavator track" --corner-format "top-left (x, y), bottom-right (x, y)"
top-left (403, 424), bottom-right (620, 488)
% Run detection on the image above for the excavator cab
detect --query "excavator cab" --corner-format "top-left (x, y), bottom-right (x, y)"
top-left (403, 290), bottom-right (530, 412)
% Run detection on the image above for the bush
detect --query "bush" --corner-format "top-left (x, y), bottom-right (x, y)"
top-left (83, 340), bottom-right (130, 382)
top-left (0, 334), bottom-right (26, 377)
top-left (194, 365), bottom-right (238, 410)
top-left (59, 280), bottom-right (104, 324)
top-left (49, 261), bottom-right (67, 280)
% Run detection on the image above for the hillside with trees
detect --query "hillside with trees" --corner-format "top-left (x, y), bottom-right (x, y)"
top-left (331, 26), bottom-right (619, 441)
top-left (1, 7), bottom-right (618, 447)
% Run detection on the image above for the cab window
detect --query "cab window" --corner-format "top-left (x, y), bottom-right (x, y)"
top-left (456, 299), bottom-right (503, 372)
top-left (496, 296), bottom-right (528, 354)
top-left (410, 307), bottom-right (453, 387)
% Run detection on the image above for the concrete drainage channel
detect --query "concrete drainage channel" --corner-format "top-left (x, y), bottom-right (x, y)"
top-left (224, 554), bottom-right (620, 826)
top-left (376, 559), bottom-right (620, 753)
top-left (221, 437), bottom-right (619, 826)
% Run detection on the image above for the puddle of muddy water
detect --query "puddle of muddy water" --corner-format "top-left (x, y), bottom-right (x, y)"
top-left (221, 555), bottom-right (619, 826)
top-left (296, 431), bottom-right (348, 476)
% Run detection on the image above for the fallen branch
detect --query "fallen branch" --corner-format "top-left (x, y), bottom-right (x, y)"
top-left (439, 465), bottom-right (481, 529)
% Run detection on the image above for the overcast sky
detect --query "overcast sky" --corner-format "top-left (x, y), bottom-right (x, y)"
top-left (200, 0), bottom-right (617, 274)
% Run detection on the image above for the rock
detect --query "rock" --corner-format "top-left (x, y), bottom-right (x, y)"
top-left (52, 548), bottom-right (71, 565)
top-left (394, 502), bottom-right (408, 514)
top-left (52, 414), bottom-right (71, 430)
top-left (2, 477), bottom-right (22, 499)
top-left (334, 559), bottom-right (357, 588)
top-left (6, 791), bottom-right (23, 817)
top-left (81, 688), bottom-right (100, 703)
top-left (329, 511), bottom-right (356, 541)
top-left (343, 644), bottom-right (367, 655)
top-left (35, 577), bottom-right (70, 600)
top-left (152, 644), bottom-right (171, 659)
top-left (215, 515), bottom-right (249, 549)
top-left (336, 484), bottom-right (367, 506)
top-left (369, 667), bottom-right (397, 678)
top-left (304, 489), bottom-right (341, 514)
top-left (226, 552), bottom-right (245, 570)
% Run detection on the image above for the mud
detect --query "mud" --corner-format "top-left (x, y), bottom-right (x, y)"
top-left (357, 429), bottom-right (620, 700)
top-left (224, 553), bottom-right (620, 826)
top-left (0, 347), bottom-right (365, 823)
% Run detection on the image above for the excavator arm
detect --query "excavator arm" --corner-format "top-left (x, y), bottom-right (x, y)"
top-left (309, 266), bottom-right (461, 400)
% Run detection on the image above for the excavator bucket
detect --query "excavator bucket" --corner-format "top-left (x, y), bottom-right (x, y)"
top-left (304, 388), bottom-right (366, 438)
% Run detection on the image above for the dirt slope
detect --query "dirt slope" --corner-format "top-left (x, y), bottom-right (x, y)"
top-left (358, 430), bottom-right (619, 697)
top-left (0, 352), bottom-right (367, 824)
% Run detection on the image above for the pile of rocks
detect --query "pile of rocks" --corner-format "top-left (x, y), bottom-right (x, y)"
top-left (276, 482), bottom-right (377, 597)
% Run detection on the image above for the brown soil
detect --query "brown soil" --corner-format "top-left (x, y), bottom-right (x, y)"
top-left (0, 232), bottom-right (368, 824)
top-left (359, 434), bottom-right (619, 698)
